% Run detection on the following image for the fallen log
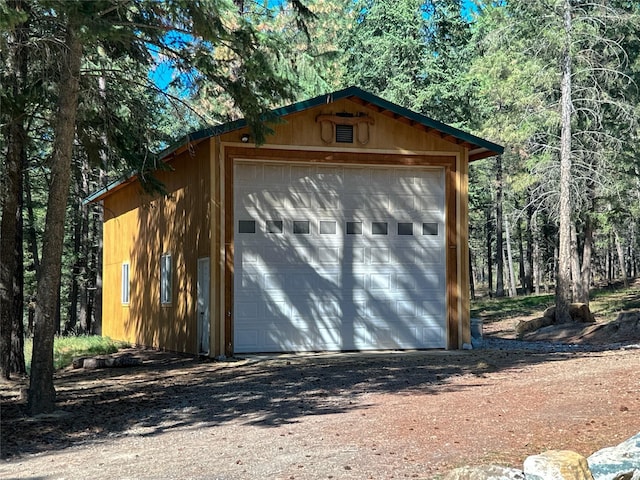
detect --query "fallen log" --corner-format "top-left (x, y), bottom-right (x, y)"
top-left (72, 354), bottom-right (141, 369)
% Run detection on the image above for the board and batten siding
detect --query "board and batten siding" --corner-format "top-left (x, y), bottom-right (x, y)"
top-left (102, 140), bottom-right (211, 354)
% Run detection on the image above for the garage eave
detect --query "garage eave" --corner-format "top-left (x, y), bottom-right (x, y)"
top-left (85, 87), bottom-right (504, 204)
top-left (335, 87), bottom-right (504, 158)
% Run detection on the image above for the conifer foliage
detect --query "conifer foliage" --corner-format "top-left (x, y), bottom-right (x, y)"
top-left (0, 0), bottom-right (313, 414)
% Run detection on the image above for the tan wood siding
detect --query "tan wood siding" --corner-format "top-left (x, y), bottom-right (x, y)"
top-left (102, 141), bottom-right (211, 354)
top-left (220, 99), bottom-right (466, 156)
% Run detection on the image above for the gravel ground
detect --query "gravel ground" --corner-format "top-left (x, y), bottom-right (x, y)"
top-left (2, 340), bottom-right (639, 480)
top-left (478, 337), bottom-right (640, 353)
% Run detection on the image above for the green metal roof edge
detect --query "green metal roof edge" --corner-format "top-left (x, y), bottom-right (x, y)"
top-left (82, 126), bottom-right (230, 205)
top-left (85, 86), bottom-right (503, 204)
top-left (186, 86), bottom-right (503, 154)
top-left (335, 86), bottom-right (504, 154)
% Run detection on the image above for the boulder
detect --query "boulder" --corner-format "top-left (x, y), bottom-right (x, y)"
top-left (443, 465), bottom-right (525, 480)
top-left (541, 304), bottom-right (596, 324)
top-left (442, 433), bottom-right (640, 480)
top-left (588, 432), bottom-right (640, 480)
top-left (615, 311), bottom-right (640, 324)
top-left (515, 316), bottom-right (555, 339)
top-left (523, 450), bottom-right (594, 480)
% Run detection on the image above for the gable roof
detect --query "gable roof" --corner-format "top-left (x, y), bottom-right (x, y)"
top-left (86, 86), bottom-right (503, 204)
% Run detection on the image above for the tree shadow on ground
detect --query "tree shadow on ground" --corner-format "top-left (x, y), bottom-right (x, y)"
top-left (0, 347), bottom-right (616, 459)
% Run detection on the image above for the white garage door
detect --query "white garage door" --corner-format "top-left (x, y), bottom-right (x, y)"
top-left (233, 161), bottom-right (446, 352)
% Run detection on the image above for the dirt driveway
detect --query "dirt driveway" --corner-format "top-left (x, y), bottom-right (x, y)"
top-left (2, 345), bottom-right (639, 479)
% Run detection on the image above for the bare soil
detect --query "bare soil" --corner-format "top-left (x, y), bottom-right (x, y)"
top-left (1, 318), bottom-right (640, 479)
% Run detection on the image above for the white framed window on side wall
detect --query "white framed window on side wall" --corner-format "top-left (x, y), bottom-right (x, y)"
top-left (121, 262), bottom-right (130, 305)
top-left (160, 253), bottom-right (172, 305)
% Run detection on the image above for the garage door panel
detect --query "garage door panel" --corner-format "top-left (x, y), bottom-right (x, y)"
top-left (264, 299), bottom-right (289, 319)
top-left (264, 329), bottom-right (310, 350)
top-left (236, 164), bottom-right (261, 184)
top-left (314, 328), bottom-right (342, 350)
top-left (234, 161), bottom-right (447, 352)
top-left (420, 247), bottom-right (445, 266)
top-left (340, 247), bottom-right (366, 265)
top-left (420, 327), bottom-right (445, 347)
top-left (263, 164), bottom-right (288, 184)
top-left (236, 301), bottom-right (259, 319)
top-left (392, 248), bottom-right (417, 265)
top-left (367, 299), bottom-right (395, 318)
top-left (393, 195), bottom-right (416, 211)
top-left (397, 300), bottom-right (417, 317)
top-left (417, 195), bottom-right (445, 212)
top-left (421, 300), bottom-right (446, 318)
top-left (286, 191), bottom-right (313, 209)
top-left (370, 247), bottom-right (390, 264)
top-left (370, 273), bottom-right (392, 290)
top-left (236, 329), bottom-right (260, 349)
top-left (312, 191), bottom-right (340, 210)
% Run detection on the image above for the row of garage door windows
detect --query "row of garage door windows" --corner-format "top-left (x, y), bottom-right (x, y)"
top-left (238, 220), bottom-right (439, 236)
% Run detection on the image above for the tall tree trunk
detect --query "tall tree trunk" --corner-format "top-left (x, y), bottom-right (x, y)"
top-left (0, 0), bottom-right (29, 380)
top-left (12, 149), bottom-right (26, 375)
top-left (556, 0), bottom-right (573, 323)
top-left (607, 232), bottom-right (613, 284)
top-left (469, 249), bottom-right (475, 300)
top-left (570, 221), bottom-right (582, 300)
top-left (578, 213), bottom-right (593, 304)
top-left (28, 23), bottom-right (83, 415)
top-left (504, 216), bottom-right (518, 297)
top-left (64, 195), bottom-right (81, 335)
top-left (517, 218), bottom-right (526, 292)
top-left (90, 200), bottom-right (103, 335)
top-left (524, 198), bottom-right (534, 294)
top-left (613, 226), bottom-right (629, 288)
top-left (486, 206), bottom-right (493, 296)
top-left (495, 155), bottom-right (505, 297)
top-left (79, 161), bottom-right (91, 333)
top-left (24, 169), bottom-right (41, 276)
top-left (532, 211), bottom-right (541, 294)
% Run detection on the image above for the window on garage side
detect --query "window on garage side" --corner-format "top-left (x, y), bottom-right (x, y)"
top-left (372, 222), bottom-right (388, 235)
top-left (238, 220), bottom-right (256, 233)
top-left (266, 220), bottom-right (283, 233)
top-left (423, 223), bottom-right (438, 235)
top-left (121, 262), bottom-right (130, 305)
top-left (398, 223), bottom-right (413, 235)
top-left (346, 221), bottom-right (362, 235)
top-left (293, 220), bottom-right (310, 234)
top-left (160, 253), bottom-right (172, 305)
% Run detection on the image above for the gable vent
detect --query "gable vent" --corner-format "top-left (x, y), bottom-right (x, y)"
top-left (336, 124), bottom-right (354, 143)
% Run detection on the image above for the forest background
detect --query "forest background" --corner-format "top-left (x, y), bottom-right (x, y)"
top-left (1, 0), bottom-right (639, 414)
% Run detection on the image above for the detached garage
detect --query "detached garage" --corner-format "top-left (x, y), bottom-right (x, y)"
top-left (89, 87), bottom-right (503, 357)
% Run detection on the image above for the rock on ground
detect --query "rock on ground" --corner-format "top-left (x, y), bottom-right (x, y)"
top-left (443, 464), bottom-right (525, 480)
top-left (588, 432), bottom-right (640, 480)
top-left (523, 450), bottom-right (593, 480)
